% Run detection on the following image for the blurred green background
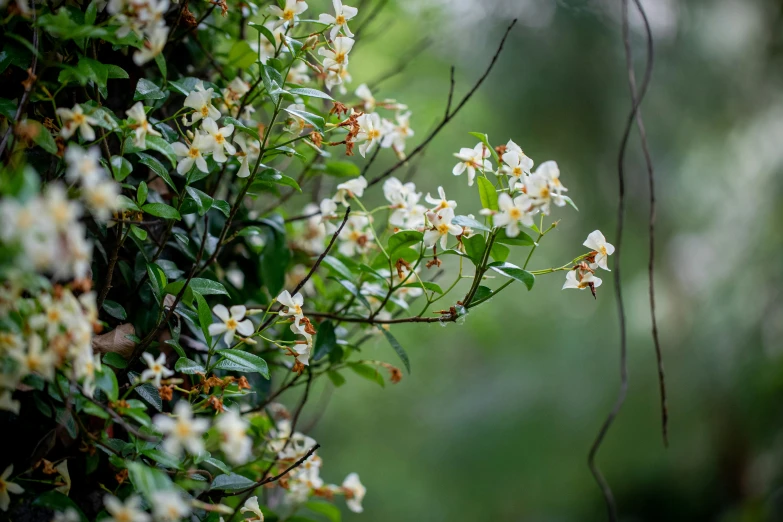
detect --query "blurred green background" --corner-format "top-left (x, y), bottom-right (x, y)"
top-left (288, 0), bottom-right (783, 520)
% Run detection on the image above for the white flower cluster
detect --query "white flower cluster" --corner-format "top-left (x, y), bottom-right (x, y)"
top-left (268, 418), bottom-right (366, 512)
top-left (353, 84), bottom-right (412, 159)
top-left (107, 0), bottom-right (170, 65)
top-left (0, 286), bottom-right (100, 416)
top-left (562, 230), bottom-right (615, 292)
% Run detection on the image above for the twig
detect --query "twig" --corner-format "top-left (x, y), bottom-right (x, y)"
top-left (256, 207), bottom-right (352, 333)
top-left (587, 1), bottom-right (655, 520)
top-left (628, 0), bottom-right (668, 448)
top-left (0, 11), bottom-right (39, 159)
top-left (366, 19), bottom-right (517, 188)
top-left (444, 66), bottom-right (456, 118)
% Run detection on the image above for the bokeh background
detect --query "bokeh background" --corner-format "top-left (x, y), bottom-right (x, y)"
top-left (289, 0), bottom-right (783, 520)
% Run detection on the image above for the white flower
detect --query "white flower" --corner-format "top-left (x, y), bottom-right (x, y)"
top-left (208, 304), bottom-right (254, 345)
top-left (0, 465), bottom-right (23, 511)
top-left (319, 198), bottom-right (339, 234)
top-left (318, 36), bottom-right (354, 72)
top-left (56, 104), bottom-right (98, 141)
top-left (338, 214), bottom-right (373, 256)
top-left (583, 230), bottom-right (615, 271)
top-left (54, 461), bottom-right (71, 495)
top-left (333, 176), bottom-right (367, 205)
top-left (202, 118), bottom-right (235, 163)
top-left (425, 186), bottom-right (457, 212)
top-left (342, 473), bottom-right (366, 513)
top-left (42, 184), bottom-right (81, 233)
top-left (284, 103), bottom-right (308, 135)
top-left (83, 180), bottom-right (121, 222)
top-left (141, 352), bottom-right (174, 388)
top-left (562, 269), bottom-right (602, 291)
top-left (423, 208), bottom-right (461, 249)
top-left (153, 401), bottom-right (209, 457)
top-left (492, 192), bottom-right (534, 237)
top-left (133, 24), bottom-right (169, 66)
top-left (126, 102), bottom-right (162, 148)
top-left (215, 409), bottom-right (252, 465)
top-left (452, 143), bottom-right (492, 186)
top-left (172, 134), bottom-right (212, 175)
top-left (103, 495), bottom-right (150, 522)
top-left (318, 0), bottom-right (358, 40)
top-left (239, 496), bottom-right (264, 521)
top-left (277, 290), bottom-right (305, 331)
top-left (522, 161), bottom-right (567, 215)
top-left (150, 491), bottom-right (190, 522)
top-left (355, 83), bottom-right (375, 112)
top-left (66, 224), bottom-right (93, 280)
top-left (292, 338), bottom-right (311, 367)
top-left (13, 334), bottom-right (56, 381)
top-left (65, 146), bottom-right (104, 186)
top-left (286, 61), bottom-right (310, 85)
top-left (500, 149), bottom-right (533, 182)
top-left (183, 88), bottom-right (221, 126)
top-left (380, 111), bottom-right (413, 158)
top-left (74, 352), bottom-right (102, 398)
top-left (235, 134), bottom-right (261, 179)
top-left (537, 160), bottom-right (567, 201)
top-left (0, 391), bottom-right (20, 415)
top-left (383, 177), bottom-right (422, 229)
top-left (52, 508), bottom-right (80, 522)
top-left (355, 112), bottom-right (382, 157)
top-left (268, 0), bottom-right (307, 27)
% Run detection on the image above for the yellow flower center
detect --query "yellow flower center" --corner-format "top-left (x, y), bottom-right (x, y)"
top-left (367, 129), bottom-right (380, 140)
top-left (115, 511), bottom-right (132, 522)
top-left (599, 245), bottom-right (607, 256)
top-left (512, 167), bottom-right (522, 176)
top-left (215, 133), bottom-right (225, 144)
top-left (437, 223), bottom-right (450, 234)
top-left (153, 364), bottom-right (162, 372)
top-left (47, 309), bottom-right (61, 323)
top-left (73, 113), bottom-right (85, 125)
top-left (539, 186), bottom-right (550, 199)
top-left (200, 106), bottom-right (209, 117)
top-left (175, 421), bottom-right (192, 438)
top-left (509, 208), bottom-right (521, 220)
top-left (335, 14), bottom-right (346, 24)
top-left (334, 52), bottom-right (346, 64)
top-left (226, 318), bottom-right (238, 330)
top-left (188, 147), bottom-right (200, 159)
top-left (283, 8), bottom-right (295, 20)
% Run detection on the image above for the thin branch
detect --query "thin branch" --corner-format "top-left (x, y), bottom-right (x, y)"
top-left (366, 19), bottom-right (517, 188)
top-left (588, 1), bottom-right (655, 520)
top-left (444, 66), bottom-right (456, 118)
top-left (629, 0), bottom-right (668, 448)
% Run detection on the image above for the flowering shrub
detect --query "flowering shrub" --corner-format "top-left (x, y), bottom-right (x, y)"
top-left (0, 1), bottom-right (613, 520)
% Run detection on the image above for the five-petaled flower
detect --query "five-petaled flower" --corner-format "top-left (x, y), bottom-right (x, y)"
top-left (423, 207), bottom-right (462, 249)
top-left (342, 472), bottom-right (366, 513)
top-left (202, 117), bottom-right (235, 163)
top-left (333, 176), bottom-right (367, 205)
top-left (562, 268), bottom-right (602, 292)
top-left (208, 304), bottom-right (254, 345)
top-left (183, 88), bottom-right (221, 126)
top-left (277, 290), bottom-right (305, 331)
top-left (153, 401), bottom-right (209, 457)
top-left (0, 465), bottom-right (23, 512)
top-left (172, 134), bottom-right (212, 175)
top-left (103, 495), bottom-right (150, 522)
top-left (57, 104), bottom-right (98, 141)
top-left (268, 0), bottom-right (308, 28)
top-left (141, 352), bottom-right (174, 388)
top-left (126, 102), bottom-right (162, 148)
top-left (453, 143), bottom-right (492, 186)
top-left (491, 192), bottom-right (534, 237)
top-left (319, 36), bottom-right (355, 72)
top-left (583, 230), bottom-right (614, 271)
top-left (318, 0), bottom-right (358, 40)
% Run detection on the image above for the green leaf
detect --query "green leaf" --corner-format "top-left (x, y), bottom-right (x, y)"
top-left (468, 131), bottom-right (499, 163)
top-left (96, 367), bottom-right (118, 401)
top-left (193, 291), bottom-right (212, 344)
top-left (136, 152), bottom-right (176, 190)
top-left (141, 448), bottom-right (180, 469)
top-left (321, 255), bottom-right (353, 281)
top-left (248, 22), bottom-right (277, 47)
top-left (144, 135), bottom-right (177, 167)
top-left (202, 457), bottom-right (231, 474)
top-left (127, 461), bottom-right (173, 501)
top-left (215, 350), bottom-right (269, 378)
top-left (462, 234), bottom-right (486, 263)
top-left (33, 491), bottom-right (88, 522)
top-left (137, 180), bottom-right (148, 206)
top-left (451, 215), bottom-right (490, 233)
top-left (283, 107), bottom-right (325, 132)
top-left (288, 87), bottom-right (333, 100)
top-left (129, 371), bottom-right (163, 411)
top-left (313, 320), bottom-right (336, 361)
top-left (102, 299), bottom-right (127, 320)
top-left (490, 242), bottom-right (510, 262)
top-left (186, 186), bottom-right (213, 216)
top-left (110, 155), bottom-right (133, 182)
top-left (106, 64), bottom-right (129, 79)
top-left (102, 352), bottom-right (128, 369)
top-left (560, 195), bottom-right (579, 211)
top-left (381, 329), bottom-right (410, 373)
top-left (142, 203), bottom-right (181, 220)
top-left (146, 263), bottom-right (168, 303)
top-left (348, 363), bottom-right (384, 387)
top-left (401, 281), bottom-right (442, 294)
top-left (487, 261), bottom-right (535, 290)
top-left (134, 78), bottom-right (165, 101)
top-left (130, 224), bottom-right (147, 240)
top-left (261, 64), bottom-right (283, 104)
top-left (164, 278), bottom-right (228, 297)
top-left (387, 230), bottom-right (423, 258)
top-left (471, 285), bottom-right (494, 306)
top-left (323, 161), bottom-right (360, 178)
top-left (154, 53), bottom-right (167, 78)
top-left (476, 177), bottom-right (498, 211)
top-left (210, 473), bottom-right (255, 491)
top-left (175, 357), bottom-right (205, 375)
top-left (228, 40), bottom-right (256, 69)
top-left (327, 371), bottom-right (346, 387)
top-left (223, 116), bottom-right (260, 140)
top-left (26, 120), bottom-right (57, 154)
top-left (85, 1), bottom-right (98, 25)
top-left (495, 228), bottom-right (534, 246)
top-left (305, 501), bottom-right (341, 522)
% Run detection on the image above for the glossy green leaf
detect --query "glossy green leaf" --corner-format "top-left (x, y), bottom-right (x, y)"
top-left (382, 329), bottom-right (410, 373)
top-left (476, 176), bottom-right (499, 211)
top-left (487, 261), bottom-right (535, 290)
